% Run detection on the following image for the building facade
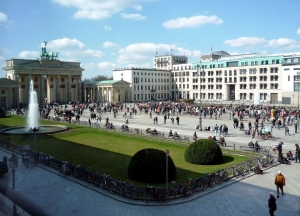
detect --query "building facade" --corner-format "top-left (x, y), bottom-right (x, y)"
top-left (113, 67), bottom-right (172, 101)
top-left (3, 58), bottom-right (84, 104)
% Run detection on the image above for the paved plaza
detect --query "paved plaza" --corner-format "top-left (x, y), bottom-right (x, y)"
top-left (0, 104), bottom-right (300, 215)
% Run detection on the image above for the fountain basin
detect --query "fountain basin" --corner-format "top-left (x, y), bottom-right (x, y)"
top-left (0, 125), bottom-right (68, 135)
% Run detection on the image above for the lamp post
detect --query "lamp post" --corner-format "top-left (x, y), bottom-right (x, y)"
top-left (197, 64), bottom-right (204, 131)
top-left (30, 127), bottom-right (38, 151)
top-left (8, 153), bottom-right (18, 189)
top-left (8, 153), bottom-right (18, 215)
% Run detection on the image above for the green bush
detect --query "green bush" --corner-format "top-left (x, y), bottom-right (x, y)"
top-left (0, 109), bottom-right (5, 118)
top-left (184, 139), bottom-right (223, 165)
top-left (127, 148), bottom-right (177, 183)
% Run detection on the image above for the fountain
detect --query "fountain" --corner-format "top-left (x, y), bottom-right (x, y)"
top-left (0, 80), bottom-right (68, 135)
top-left (27, 80), bottom-right (39, 129)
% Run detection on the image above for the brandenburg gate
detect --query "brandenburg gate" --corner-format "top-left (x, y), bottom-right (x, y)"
top-left (2, 42), bottom-right (84, 104)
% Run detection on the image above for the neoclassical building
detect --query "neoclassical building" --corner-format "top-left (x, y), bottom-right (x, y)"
top-left (3, 58), bottom-right (84, 105)
top-left (82, 79), bottom-right (131, 103)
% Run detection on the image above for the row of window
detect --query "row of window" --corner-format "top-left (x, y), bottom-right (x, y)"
top-left (133, 85), bottom-right (170, 91)
top-left (133, 93), bottom-right (170, 101)
top-left (133, 72), bottom-right (169, 76)
top-left (133, 77), bottom-right (169, 83)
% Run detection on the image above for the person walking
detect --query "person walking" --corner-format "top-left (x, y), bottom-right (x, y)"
top-left (214, 124), bottom-right (219, 137)
top-left (268, 192), bottom-right (277, 216)
top-left (274, 170), bottom-right (285, 198)
top-left (295, 143), bottom-right (300, 163)
top-left (176, 116), bottom-right (179, 125)
top-left (277, 142), bottom-right (283, 157)
top-left (284, 125), bottom-right (290, 136)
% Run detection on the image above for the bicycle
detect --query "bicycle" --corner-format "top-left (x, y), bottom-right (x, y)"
top-left (232, 165), bottom-right (244, 178)
top-left (214, 169), bottom-right (229, 184)
top-left (143, 186), bottom-right (169, 202)
top-left (121, 182), bottom-right (139, 199)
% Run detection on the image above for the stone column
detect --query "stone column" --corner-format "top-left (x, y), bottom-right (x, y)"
top-left (56, 75), bottom-right (60, 102)
top-left (111, 87), bottom-right (114, 102)
top-left (8, 87), bottom-right (12, 110)
top-left (27, 74), bottom-right (32, 104)
top-left (78, 77), bottom-right (82, 102)
top-left (67, 74), bottom-right (71, 103)
top-left (40, 74), bottom-right (45, 103)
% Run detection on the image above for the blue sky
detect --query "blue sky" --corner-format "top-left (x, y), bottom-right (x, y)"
top-left (1, 0), bottom-right (300, 79)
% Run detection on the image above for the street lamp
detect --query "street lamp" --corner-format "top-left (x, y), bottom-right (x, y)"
top-left (30, 127), bottom-right (39, 151)
top-left (8, 153), bottom-right (19, 215)
top-left (8, 153), bottom-right (18, 189)
top-left (197, 64), bottom-right (204, 131)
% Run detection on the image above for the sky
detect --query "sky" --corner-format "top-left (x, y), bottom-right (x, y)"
top-left (1, 0), bottom-right (300, 79)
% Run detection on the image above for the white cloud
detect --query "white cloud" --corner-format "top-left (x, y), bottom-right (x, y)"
top-left (52, 0), bottom-right (150, 20)
top-left (42, 38), bottom-right (104, 58)
top-left (223, 37), bottom-right (267, 47)
top-left (104, 25), bottom-right (112, 30)
top-left (0, 12), bottom-right (8, 23)
top-left (103, 41), bottom-right (119, 48)
top-left (133, 4), bottom-right (143, 11)
top-left (97, 62), bottom-right (118, 69)
top-left (163, 15), bottom-right (223, 29)
top-left (297, 28), bottom-right (300, 34)
top-left (120, 13), bottom-right (145, 20)
top-left (117, 43), bottom-right (201, 64)
top-left (267, 38), bottom-right (298, 47)
top-left (18, 51), bottom-right (40, 59)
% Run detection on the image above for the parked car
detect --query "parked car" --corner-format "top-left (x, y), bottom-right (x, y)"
top-left (0, 161), bottom-right (8, 176)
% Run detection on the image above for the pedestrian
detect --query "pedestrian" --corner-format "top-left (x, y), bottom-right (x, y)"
top-left (277, 142), bottom-right (283, 156)
top-left (164, 114), bottom-right (167, 124)
top-left (214, 124), bottom-right (219, 137)
top-left (171, 117), bottom-right (174, 125)
top-left (284, 125), bottom-right (290, 136)
top-left (268, 192), bottom-right (277, 216)
top-left (295, 143), bottom-right (300, 162)
top-left (149, 112), bottom-right (152, 119)
top-left (176, 116), bottom-right (179, 125)
top-left (274, 170), bottom-right (285, 198)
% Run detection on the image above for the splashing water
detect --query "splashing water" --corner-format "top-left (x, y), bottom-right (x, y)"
top-left (27, 80), bottom-right (39, 129)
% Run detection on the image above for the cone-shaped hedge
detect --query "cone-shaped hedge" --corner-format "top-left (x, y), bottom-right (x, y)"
top-left (184, 139), bottom-right (223, 165)
top-left (128, 148), bottom-right (176, 183)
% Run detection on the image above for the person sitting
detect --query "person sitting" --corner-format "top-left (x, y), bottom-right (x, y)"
top-left (254, 141), bottom-right (260, 152)
top-left (278, 153), bottom-right (289, 163)
top-left (219, 136), bottom-right (226, 146)
top-left (287, 151), bottom-right (294, 160)
top-left (248, 141), bottom-right (254, 148)
top-left (212, 136), bottom-right (217, 141)
top-left (174, 131), bottom-right (179, 137)
top-left (110, 122), bottom-right (114, 129)
top-left (205, 126), bottom-right (211, 131)
top-left (266, 132), bottom-right (272, 139)
top-left (169, 130), bottom-right (173, 137)
top-left (254, 163), bottom-right (263, 174)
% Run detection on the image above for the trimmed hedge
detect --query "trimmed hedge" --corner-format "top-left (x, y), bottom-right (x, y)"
top-left (0, 109), bottom-right (5, 118)
top-left (184, 139), bottom-right (223, 165)
top-left (127, 148), bottom-right (177, 183)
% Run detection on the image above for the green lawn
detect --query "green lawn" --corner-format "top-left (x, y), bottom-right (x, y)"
top-left (0, 115), bottom-right (251, 185)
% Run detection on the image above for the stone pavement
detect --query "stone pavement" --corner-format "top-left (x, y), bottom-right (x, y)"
top-left (0, 104), bottom-right (299, 215)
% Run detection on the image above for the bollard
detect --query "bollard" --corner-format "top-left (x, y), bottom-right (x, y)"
top-left (234, 143), bottom-right (235, 150)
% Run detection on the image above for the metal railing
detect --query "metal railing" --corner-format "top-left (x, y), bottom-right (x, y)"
top-left (0, 139), bottom-right (278, 202)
